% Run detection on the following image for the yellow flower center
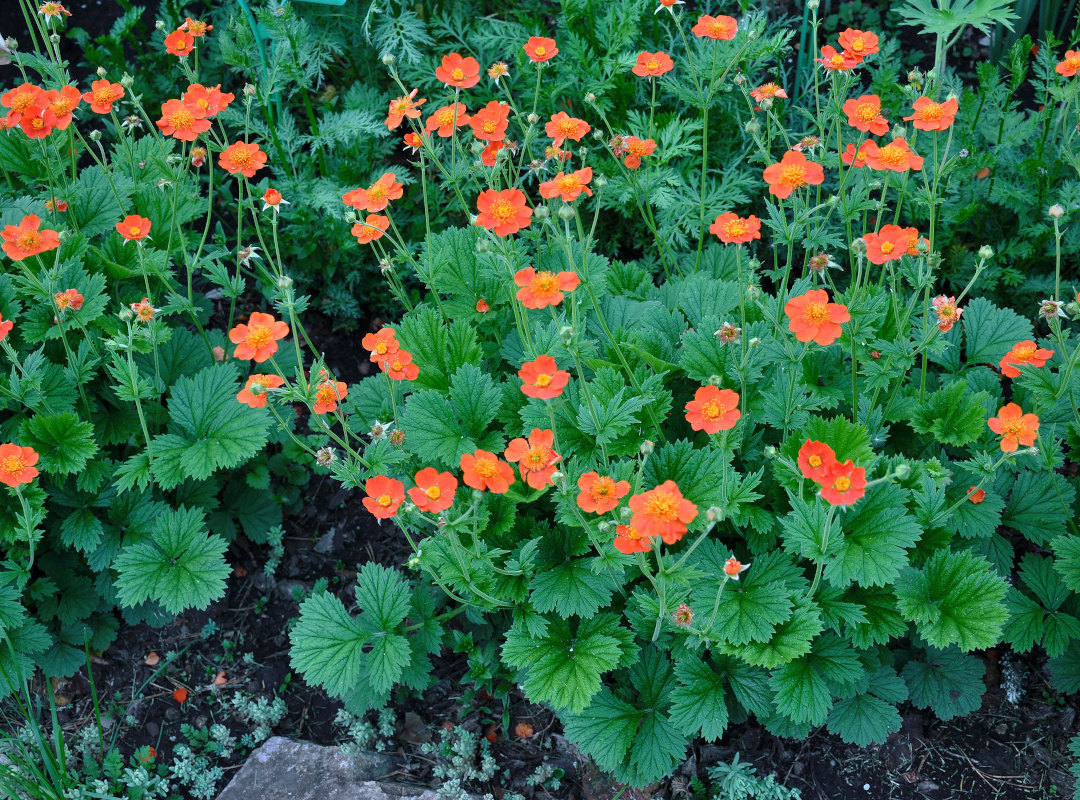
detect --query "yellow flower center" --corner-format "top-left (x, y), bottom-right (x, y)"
top-left (830, 54), bottom-right (845, 66)
top-left (377, 494), bottom-right (393, 508)
top-left (879, 241), bottom-right (895, 254)
top-left (646, 58), bottom-right (659, 71)
top-left (452, 68), bottom-right (465, 81)
top-left (1014, 343), bottom-right (1037, 361)
top-left (51, 96), bottom-right (73, 114)
top-left (245, 325), bottom-right (273, 349)
top-left (701, 400), bottom-right (727, 420)
top-left (919, 103), bottom-right (943, 120)
top-left (228, 148), bottom-right (253, 168)
top-left (591, 479), bottom-right (614, 500)
top-left (482, 120), bottom-right (497, 133)
top-left (724, 219), bottom-right (748, 238)
top-left (780, 164), bottom-right (807, 188)
top-left (488, 198), bottom-right (516, 223)
top-left (534, 373), bottom-right (552, 387)
top-left (16, 231), bottom-right (40, 250)
top-left (808, 455), bottom-right (822, 468)
top-left (535, 46), bottom-right (547, 56)
top-left (315, 383), bottom-right (338, 405)
top-left (93, 88), bottom-right (115, 105)
top-left (1002, 420), bottom-right (1026, 438)
top-left (643, 492), bottom-right (678, 522)
top-left (474, 458), bottom-right (499, 479)
top-left (531, 272), bottom-right (558, 294)
top-left (169, 107), bottom-right (195, 129)
top-left (555, 175), bottom-right (579, 193)
top-left (834, 476), bottom-right (851, 491)
top-left (12, 91), bottom-right (37, 112)
top-left (1, 455), bottom-right (26, 479)
top-left (390, 359), bottom-right (404, 372)
top-left (524, 447), bottom-right (548, 469)
top-left (876, 144), bottom-right (906, 166)
top-left (129, 225), bottom-right (142, 237)
top-left (850, 37), bottom-right (865, 52)
top-left (424, 485), bottom-right (442, 500)
top-left (368, 185), bottom-right (387, 201)
top-left (375, 342), bottom-right (388, 354)
top-left (804, 301), bottom-right (830, 324)
top-left (856, 102), bottom-right (879, 123)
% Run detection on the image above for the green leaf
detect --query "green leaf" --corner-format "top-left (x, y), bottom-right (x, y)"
top-left (530, 559), bottom-right (614, 618)
top-left (669, 654), bottom-right (729, 741)
top-left (20, 412), bottom-right (97, 475)
top-left (826, 692), bottom-right (902, 746)
top-left (828, 483), bottom-right (922, 588)
top-left (734, 604), bottom-right (823, 668)
top-left (692, 544), bottom-right (795, 645)
top-left (643, 439), bottom-right (726, 519)
top-left (561, 689), bottom-right (640, 772)
top-left (903, 648), bottom-right (984, 720)
top-left (961, 297), bottom-right (1033, 365)
top-left (289, 591), bottom-right (370, 698)
top-left (844, 586), bottom-right (908, 649)
top-left (367, 634), bottom-right (412, 697)
top-left (1052, 534), bottom-right (1080, 593)
top-left (112, 506), bottom-right (229, 614)
top-left (1001, 470), bottom-right (1076, 546)
top-left (402, 364), bottom-right (504, 469)
top-left (909, 382), bottom-right (991, 447)
top-left (354, 563), bottom-right (412, 631)
top-left (150, 363), bottom-right (270, 490)
top-left (945, 484), bottom-right (1004, 539)
top-left (770, 633), bottom-right (863, 725)
top-left (502, 614), bottom-right (632, 713)
top-left (894, 549), bottom-right (1008, 650)
top-left (397, 306), bottom-right (483, 390)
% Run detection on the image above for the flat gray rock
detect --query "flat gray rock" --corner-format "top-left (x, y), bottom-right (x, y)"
top-left (216, 737), bottom-right (439, 800)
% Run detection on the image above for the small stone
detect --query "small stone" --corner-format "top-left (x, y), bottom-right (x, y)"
top-left (313, 529), bottom-right (337, 555)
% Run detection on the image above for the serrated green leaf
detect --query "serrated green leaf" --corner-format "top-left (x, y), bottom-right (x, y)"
top-left (354, 563), bottom-right (411, 631)
top-left (903, 648), bottom-right (984, 720)
top-left (20, 412), bottom-right (97, 475)
top-left (962, 296), bottom-right (1033, 365)
top-left (829, 483), bottom-right (922, 588)
top-left (826, 692), bottom-right (901, 746)
top-left (910, 382), bottom-right (991, 447)
top-left (669, 654), bottom-right (729, 741)
top-left (734, 604), bottom-right (823, 668)
top-left (1002, 470), bottom-right (1076, 546)
top-left (895, 549), bottom-right (1008, 650)
top-left (561, 690), bottom-right (640, 771)
top-left (530, 559), bottom-right (614, 618)
top-left (289, 591), bottom-right (370, 698)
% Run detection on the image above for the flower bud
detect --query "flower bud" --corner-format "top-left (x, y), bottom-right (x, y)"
top-left (706, 374), bottom-right (723, 387)
top-left (550, 471), bottom-right (566, 489)
top-left (748, 336), bottom-right (762, 348)
top-left (244, 83), bottom-right (257, 97)
top-left (120, 73), bottom-right (134, 88)
top-left (557, 204), bottom-right (575, 221)
top-left (50, 34), bottom-right (60, 44)
top-left (705, 506), bottom-right (724, 522)
top-left (534, 205), bottom-right (550, 220)
top-left (597, 521), bottom-right (612, 533)
top-left (584, 92), bottom-right (596, 104)
top-left (747, 28), bottom-right (759, 40)
top-left (1066, 301), bottom-right (1080, 317)
top-left (381, 52), bottom-right (395, 66)
top-left (759, 98), bottom-right (772, 111)
top-left (559, 325), bottom-right (574, 344)
top-left (764, 445), bottom-right (778, 459)
top-left (118, 307), bottom-right (133, 321)
top-left (894, 463), bottom-right (911, 480)
top-left (154, 20), bottom-right (165, 30)
top-left (744, 119), bottom-right (761, 135)
top-left (89, 130), bottom-right (101, 142)
top-left (591, 129), bottom-right (604, 141)
top-left (277, 274), bottom-right (293, 290)
top-left (96, 66), bottom-right (107, 77)
top-left (890, 123), bottom-right (907, 139)
top-left (593, 173), bottom-right (608, 189)
top-left (619, 505), bottom-right (633, 523)
top-left (527, 112), bottom-right (539, 125)
top-left (639, 440), bottom-right (654, 456)
top-left (807, 0), bottom-right (820, 9)
top-left (977, 245), bottom-right (993, 260)
top-left (212, 345), bottom-right (225, 361)
top-left (1049, 204), bottom-right (1065, 219)
top-left (6, 38), bottom-right (17, 51)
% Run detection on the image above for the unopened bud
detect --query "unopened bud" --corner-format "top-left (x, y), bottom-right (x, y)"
top-left (277, 275), bottom-right (293, 290)
top-left (748, 336), bottom-right (762, 348)
top-left (154, 20), bottom-right (165, 30)
top-left (378, 259), bottom-right (392, 273)
top-left (118, 307), bottom-right (133, 321)
top-left (807, 0), bottom-right (819, 9)
top-left (344, 210), bottom-right (357, 224)
top-left (96, 66), bottom-right (106, 77)
top-left (894, 463), bottom-right (912, 480)
top-left (243, 83), bottom-right (257, 97)
top-left (5, 38), bottom-right (16, 51)
top-left (1049, 204), bottom-right (1065, 219)
top-left (593, 173), bottom-right (608, 189)
top-left (557, 204), bottom-right (575, 221)
top-left (120, 73), bottom-right (134, 88)
top-left (534, 205), bottom-right (550, 220)
top-left (706, 374), bottom-right (723, 386)
top-left (381, 52), bottom-right (395, 66)
top-left (619, 505), bottom-right (633, 523)
top-left (584, 92), bottom-right (596, 104)
top-left (977, 245), bottom-right (993, 260)
top-left (527, 112), bottom-right (539, 125)
top-left (597, 521), bottom-right (612, 533)
top-left (470, 139), bottom-right (485, 155)
top-left (639, 440), bottom-right (654, 456)
top-left (763, 445), bottom-right (778, 459)
top-left (550, 471), bottom-right (566, 489)
top-left (705, 506), bottom-right (724, 522)
top-left (49, 34), bottom-right (60, 44)
top-left (890, 123), bottom-right (907, 139)
top-left (747, 28), bottom-right (759, 40)
top-left (89, 130), bottom-right (101, 142)
top-left (759, 98), bottom-right (772, 111)
top-left (559, 325), bottom-right (574, 344)
top-left (744, 119), bottom-right (761, 135)
top-left (1066, 301), bottom-right (1080, 316)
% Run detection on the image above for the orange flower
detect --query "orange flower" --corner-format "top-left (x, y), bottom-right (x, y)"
top-left (863, 138), bottom-right (923, 172)
top-left (476, 298), bottom-right (490, 313)
top-left (685, 386), bottom-right (741, 434)
top-left (130, 298), bottom-right (157, 322)
top-left (351, 214), bottom-right (390, 244)
top-left (461, 449), bottom-right (516, 493)
top-left (403, 132), bottom-right (423, 152)
top-left (164, 29), bottom-right (195, 57)
top-left (632, 51), bottom-right (674, 78)
top-left (343, 172), bottom-right (403, 213)
top-left (622, 136), bottom-right (656, 169)
top-left (54, 288), bottom-right (83, 312)
top-left (1, 83), bottom-right (43, 125)
top-left (514, 267), bottom-right (580, 309)
top-left (932, 295), bottom-right (962, 332)
top-left (408, 467), bottom-right (457, 513)
top-left (362, 327), bottom-right (399, 362)
top-left (386, 88), bottom-right (425, 130)
top-left (237, 374), bottom-right (285, 408)
top-left (819, 460), bottom-right (866, 506)
top-left (504, 428), bottom-right (560, 490)
top-left (475, 189), bottom-right (532, 236)
top-left (842, 94), bottom-right (888, 135)
top-left (38, 3), bottom-right (71, 20)
top-left (262, 188), bottom-right (287, 212)
top-left (837, 29), bottom-right (879, 61)
top-left (518, 355), bottom-right (570, 399)
top-left (190, 147), bottom-right (207, 168)
top-left (999, 341), bottom-right (1055, 378)
top-left (435, 53), bottom-right (481, 88)
top-left (577, 472), bottom-right (631, 514)
top-left (180, 16), bottom-right (212, 36)
top-left (0, 444), bottom-right (39, 488)
top-left (488, 62), bottom-right (510, 82)
top-left (83, 79), bottom-right (124, 114)
top-left (710, 212), bottom-right (761, 244)
top-left (380, 350), bottom-right (419, 381)
top-left (762, 150), bottom-right (825, 198)
top-left (0, 315), bottom-right (12, 341)
top-left (988, 403), bottom-right (1039, 452)
top-left (863, 225), bottom-right (910, 265)
top-left (628, 480), bottom-right (698, 544)
top-left (313, 376), bottom-right (348, 415)
top-left (19, 104), bottom-right (55, 139)
top-left (545, 112), bottom-right (590, 148)
top-left (751, 82), bottom-right (787, 102)
top-left (362, 475), bottom-right (406, 519)
top-left (524, 36), bottom-right (558, 63)
top-left (182, 83), bottom-right (234, 117)
top-left (691, 15), bottom-right (737, 40)
top-left (1, 214), bottom-right (60, 261)
top-left (614, 523), bottom-right (650, 554)
top-left (43, 86), bottom-right (81, 130)
top-left (967, 486), bottom-right (986, 504)
top-left (470, 100), bottom-right (510, 142)
top-left (1056, 50), bottom-right (1080, 77)
top-left (172, 687), bottom-right (188, 704)
top-left (117, 215), bottom-right (151, 241)
top-left (723, 556), bottom-right (750, 580)
top-left (425, 102), bottom-right (470, 137)
top-left (539, 167), bottom-right (593, 202)
top-left (797, 440), bottom-right (837, 483)
top-left (219, 141), bottom-right (266, 178)
top-left (815, 45), bottom-right (858, 71)
top-left (901, 227), bottom-right (927, 256)
top-left (841, 141), bottom-right (873, 168)
top-left (904, 96), bottom-right (958, 131)
top-left (784, 288), bottom-right (850, 346)
top-left (481, 140), bottom-right (506, 166)
top-left (229, 311), bottom-right (289, 362)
